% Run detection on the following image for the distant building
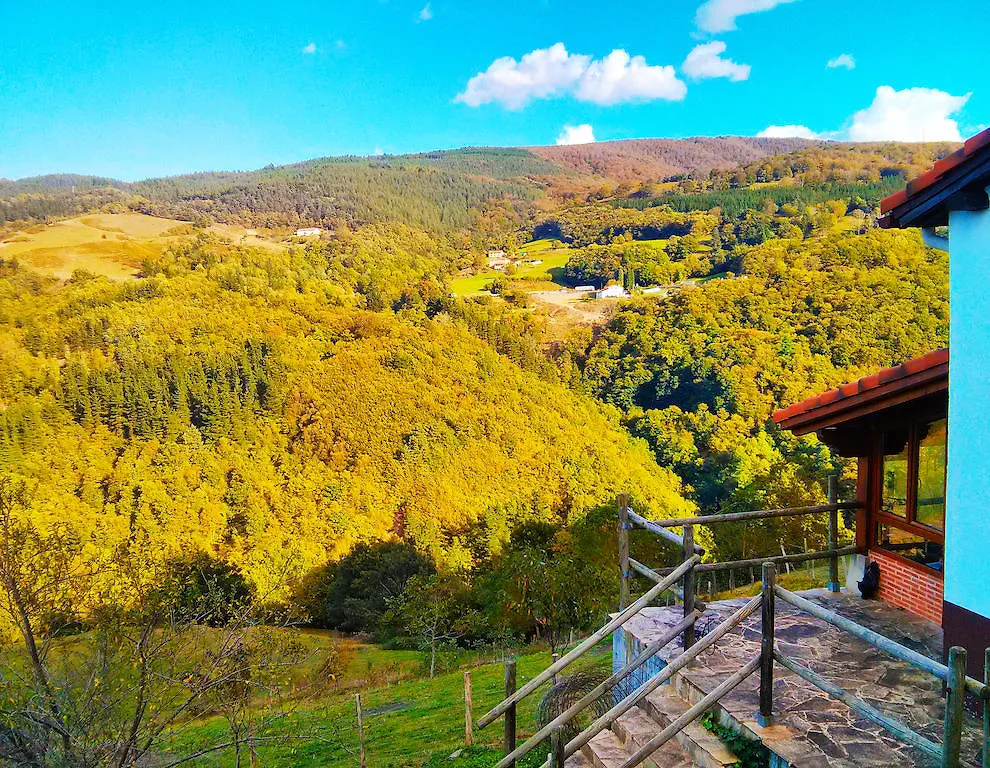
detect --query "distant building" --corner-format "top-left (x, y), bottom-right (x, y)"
top-left (294, 227), bottom-right (322, 237)
top-left (528, 259), bottom-right (543, 266)
top-left (594, 284), bottom-right (628, 299)
top-left (486, 250), bottom-right (510, 270)
top-left (486, 250), bottom-right (511, 270)
top-left (574, 285), bottom-right (596, 292)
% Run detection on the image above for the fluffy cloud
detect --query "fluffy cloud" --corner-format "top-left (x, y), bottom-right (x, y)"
top-left (756, 85), bottom-right (971, 143)
top-left (757, 125), bottom-right (820, 139)
top-left (682, 41), bottom-right (750, 82)
top-left (418, 3), bottom-right (433, 21)
top-left (455, 43), bottom-right (685, 109)
top-left (556, 124), bottom-right (596, 146)
top-left (847, 86), bottom-right (970, 142)
top-left (301, 42), bottom-right (317, 54)
top-left (695, 0), bottom-right (799, 33)
top-left (575, 50), bottom-right (686, 105)
top-left (826, 53), bottom-right (855, 70)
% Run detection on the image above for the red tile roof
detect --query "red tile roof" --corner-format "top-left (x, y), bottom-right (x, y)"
top-left (773, 349), bottom-right (948, 433)
top-left (880, 127), bottom-right (990, 222)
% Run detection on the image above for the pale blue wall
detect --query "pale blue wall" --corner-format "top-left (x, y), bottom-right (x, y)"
top-left (944, 193), bottom-right (990, 617)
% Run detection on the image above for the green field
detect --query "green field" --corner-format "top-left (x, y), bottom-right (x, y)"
top-left (450, 240), bottom-right (572, 296)
top-left (176, 643), bottom-right (611, 767)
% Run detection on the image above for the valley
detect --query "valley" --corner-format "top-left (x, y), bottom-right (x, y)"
top-left (0, 135), bottom-right (953, 766)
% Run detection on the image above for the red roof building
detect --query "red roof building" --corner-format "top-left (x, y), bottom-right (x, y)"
top-left (776, 125), bottom-right (990, 677)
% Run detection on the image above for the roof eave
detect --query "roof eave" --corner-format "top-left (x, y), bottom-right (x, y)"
top-left (879, 148), bottom-right (990, 230)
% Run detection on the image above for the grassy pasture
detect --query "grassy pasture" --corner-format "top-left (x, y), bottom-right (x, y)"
top-left (450, 240), bottom-right (572, 296)
top-left (177, 642), bottom-right (609, 768)
top-left (0, 213), bottom-right (188, 280)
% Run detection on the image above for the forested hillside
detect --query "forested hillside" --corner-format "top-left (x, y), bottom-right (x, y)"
top-left (528, 136), bottom-right (819, 183)
top-left (0, 136), bottom-right (955, 619)
top-left (0, 234), bottom-right (691, 605)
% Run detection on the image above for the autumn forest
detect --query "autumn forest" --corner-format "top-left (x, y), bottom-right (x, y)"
top-left (0, 137), bottom-right (952, 766)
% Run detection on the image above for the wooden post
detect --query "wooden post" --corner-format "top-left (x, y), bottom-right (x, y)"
top-left (464, 672), bottom-right (473, 746)
top-left (355, 693), bottom-right (366, 768)
top-left (618, 494), bottom-right (630, 611)
top-left (550, 726), bottom-right (565, 768)
top-left (551, 653), bottom-right (560, 685)
top-left (682, 524), bottom-right (696, 651)
top-left (827, 475), bottom-right (841, 592)
top-left (983, 648), bottom-right (989, 768)
top-left (758, 561), bottom-right (776, 727)
top-left (943, 646), bottom-right (966, 768)
top-left (504, 659), bottom-right (517, 767)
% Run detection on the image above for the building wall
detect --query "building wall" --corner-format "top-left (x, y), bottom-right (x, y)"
top-left (945, 199), bottom-right (990, 620)
top-left (944, 196), bottom-right (990, 675)
top-left (869, 548), bottom-right (943, 624)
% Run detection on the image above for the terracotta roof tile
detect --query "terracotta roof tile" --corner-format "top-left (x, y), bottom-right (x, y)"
top-left (772, 349), bottom-right (948, 427)
top-left (880, 127), bottom-right (990, 220)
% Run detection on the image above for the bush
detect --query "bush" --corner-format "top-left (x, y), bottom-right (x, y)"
top-left (300, 541), bottom-right (435, 633)
top-left (170, 553), bottom-right (254, 627)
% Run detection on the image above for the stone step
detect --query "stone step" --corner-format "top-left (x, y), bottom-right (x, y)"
top-left (564, 749), bottom-right (593, 768)
top-left (613, 707), bottom-right (695, 767)
top-left (640, 686), bottom-right (741, 768)
top-left (581, 718), bottom-right (695, 768)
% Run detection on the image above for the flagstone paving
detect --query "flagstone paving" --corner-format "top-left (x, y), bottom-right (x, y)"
top-left (620, 590), bottom-right (983, 767)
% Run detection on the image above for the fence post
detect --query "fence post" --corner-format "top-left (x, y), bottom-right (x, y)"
top-left (355, 693), bottom-right (367, 768)
top-left (464, 671), bottom-right (473, 746)
top-left (504, 659), bottom-right (517, 768)
top-left (758, 561), bottom-right (776, 727)
top-left (827, 475), bottom-right (841, 592)
top-left (618, 494), bottom-right (630, 611)
top-left (682, 524), bottom-right (696, 651)
top-left (983, 648), bottom-right (989, 768)
top-left (551, 725), bottom-right (565, 768)
top-left (943, 646), bottom-right (966, 768)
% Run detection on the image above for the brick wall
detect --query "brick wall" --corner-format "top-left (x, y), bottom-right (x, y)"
top-left (869, 548), bottom-right (943, 624)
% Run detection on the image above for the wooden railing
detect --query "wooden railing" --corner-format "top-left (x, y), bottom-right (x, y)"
top-left (477, 482), bottom-right (990, 768)
top-left (763, 561), bottom-right (989, 768)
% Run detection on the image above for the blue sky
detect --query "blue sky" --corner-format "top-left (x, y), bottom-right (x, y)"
top-left (1, 0), bottom-right (987, 180)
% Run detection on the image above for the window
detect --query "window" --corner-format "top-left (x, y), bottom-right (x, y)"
top-left (881, 427), bottom-right (910, 518)
top-left (875, 522), bottom-right (943, 571)
top-left (915, 419), bottom-right (947, 531)
top-left (879, 417), bottom-right (947, 533)
top-left (874, 415), bottom-right (947, 573)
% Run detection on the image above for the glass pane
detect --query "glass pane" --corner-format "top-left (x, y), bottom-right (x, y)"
top-left (916, 418), bottom-right (947, 531)
top-left (876, 522), bottom-right (944, 571)
top-left (881, 427), bottom-right (909, 518)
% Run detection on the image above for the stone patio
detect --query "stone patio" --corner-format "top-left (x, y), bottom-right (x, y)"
top-left (615, 589), bottom-right (984, 767)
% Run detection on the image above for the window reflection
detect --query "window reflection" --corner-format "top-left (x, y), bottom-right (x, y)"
top-left (916, 418), bottom-right (947, 531)
top-left (877, 522), bottom-right (943, 571)
top-left (881, 428), bottom-right (909, 518)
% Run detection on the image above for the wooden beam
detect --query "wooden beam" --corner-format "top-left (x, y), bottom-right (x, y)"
top-left (619, 656), bottom-right (761, 768)
top-left (642, 502), bottom-right (859, 529)
top-left (477, 554), bottom-right (701, 729)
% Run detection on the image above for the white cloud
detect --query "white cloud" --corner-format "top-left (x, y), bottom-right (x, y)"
top-left (757, 125), bottom-right (821, 139)
top-left (456, 43), bottom-right (685, 109)
top-left (756, 85), bottom-right (971, 143)
top-left (682, 41), bottom-right (750, 82)
top-left (556, 124), bottom-right (596, 145)
top-left (826, 53), bottom-right (855, 70)
top-left (847, 86), bottom-right (970, 142)
top-left (418, 3), bottom-right (433, 21)
top-left (301, 42), bottom-right (317, 54)
top-left (456, 44), bottom-right (590, 109)
top-left (695, 0), bottom-right (799, 33)
top-left (576, 50), bottom-right (686, 105)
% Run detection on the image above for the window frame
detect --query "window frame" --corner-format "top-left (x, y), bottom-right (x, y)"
top-left (870, 404), bottom-right (947, 575)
